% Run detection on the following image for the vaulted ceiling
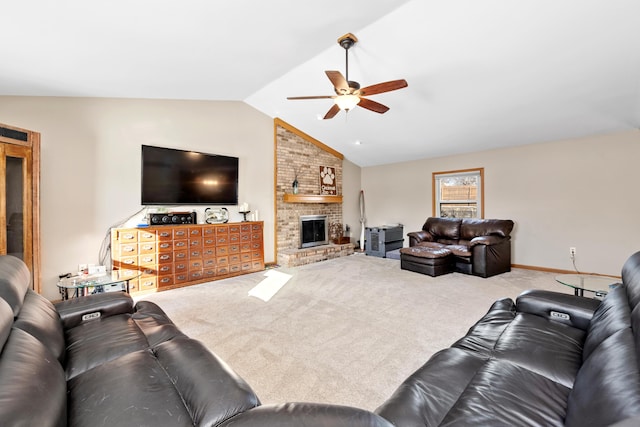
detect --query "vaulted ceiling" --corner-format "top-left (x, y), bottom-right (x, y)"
top-left (2, 0), bottom-right (639, 166)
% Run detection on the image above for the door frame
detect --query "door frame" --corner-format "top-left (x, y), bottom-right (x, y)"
top-left (0, 123), bottom-right (41, 293)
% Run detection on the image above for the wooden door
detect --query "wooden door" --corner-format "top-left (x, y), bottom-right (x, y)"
top-left (0, 123), bottom-right (41, 292)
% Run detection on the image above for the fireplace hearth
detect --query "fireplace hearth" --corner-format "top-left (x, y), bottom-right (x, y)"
top-left (299, 215), bottom-right (328, 248)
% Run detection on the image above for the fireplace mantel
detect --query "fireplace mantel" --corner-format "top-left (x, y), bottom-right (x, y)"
top-left (283, 194), bottom-right (343, 204)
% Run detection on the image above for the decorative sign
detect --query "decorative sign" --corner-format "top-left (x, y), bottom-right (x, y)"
top-left (319, 166), bottom-right (337, 195)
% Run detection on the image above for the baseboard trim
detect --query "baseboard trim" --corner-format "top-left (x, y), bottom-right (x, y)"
top-left (512, 264), bottom-right (621, 278)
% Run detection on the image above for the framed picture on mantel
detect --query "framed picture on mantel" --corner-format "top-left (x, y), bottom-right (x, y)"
top-left (319, 166), bottom-right (337, 195)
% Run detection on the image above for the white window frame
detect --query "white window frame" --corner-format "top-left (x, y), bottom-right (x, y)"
top-left (432, 168), bottom-right (484, 219)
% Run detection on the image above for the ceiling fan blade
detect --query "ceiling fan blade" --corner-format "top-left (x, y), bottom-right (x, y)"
top-left (287, 95), bottom-right (335, 100)
top-left (323, 104), bottom-right (341, 119)
top-left (357, 97), bottom-right (390, 114)
top-left (325, 70), bottom-right (349, 93)
top-left (359, 79), bottom-right (408, 96)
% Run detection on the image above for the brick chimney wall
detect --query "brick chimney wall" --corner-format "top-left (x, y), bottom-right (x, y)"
top-left (275, 121), bottom-right (342, 252)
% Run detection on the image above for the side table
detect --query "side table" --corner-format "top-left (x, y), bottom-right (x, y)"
top-left (555, 273), bottom-right (621, 298)
top-left (57, 270), bottom-right (141, 300)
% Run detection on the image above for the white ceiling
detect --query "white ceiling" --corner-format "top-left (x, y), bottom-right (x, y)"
top-left (2, 0), bottom-right (639, 166)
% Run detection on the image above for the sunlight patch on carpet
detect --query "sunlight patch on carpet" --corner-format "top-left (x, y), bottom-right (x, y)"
top-left (248, 270), bottom-right (292, 302)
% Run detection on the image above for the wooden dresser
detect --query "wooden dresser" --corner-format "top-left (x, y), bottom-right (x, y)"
top-left (111, 221), bottom-right (264, 296)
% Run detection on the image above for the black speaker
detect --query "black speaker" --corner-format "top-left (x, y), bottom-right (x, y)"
top-left (148, 212), bottom-right (196, 226)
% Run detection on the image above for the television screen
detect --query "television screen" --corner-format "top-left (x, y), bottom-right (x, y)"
top-left (141, 145), bottom-right (239, 205)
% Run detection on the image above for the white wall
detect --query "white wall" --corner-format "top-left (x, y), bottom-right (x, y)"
top-left (0, 96), bottom-right (274, 300)
top-left (361, 130), bottom-right (640, 276)
top-left (341, 158), bottom-right (362, 245)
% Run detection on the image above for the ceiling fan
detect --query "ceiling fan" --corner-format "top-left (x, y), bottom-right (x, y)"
top-left (287, 33), bottom-right (408, 119)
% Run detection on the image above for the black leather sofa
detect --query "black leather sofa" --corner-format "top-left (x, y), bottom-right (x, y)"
top-left (3, 251), bottom-right (640, 426)
top-left (0, 255), bottom-right (391, 427)
top-left (376, 251), bottom-right (640, 427)
top-left (406, 217), bottom-right (514, 277)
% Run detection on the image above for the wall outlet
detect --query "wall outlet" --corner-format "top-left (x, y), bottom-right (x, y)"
top-left (569, 247), bottom-right (576, 258)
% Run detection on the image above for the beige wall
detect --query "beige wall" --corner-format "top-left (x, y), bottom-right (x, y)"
top-left (342, 158), bottom-right (363, 245)
top-left (361, 129), bottom-right (640, 276)
top-left (0, 96), bottom-right (274, 300)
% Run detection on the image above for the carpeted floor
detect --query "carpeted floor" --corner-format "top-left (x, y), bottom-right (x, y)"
top-left (137, 254), bottom-right (572, 411)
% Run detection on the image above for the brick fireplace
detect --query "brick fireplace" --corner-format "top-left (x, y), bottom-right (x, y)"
top-left (274, 119), bottom-right (354, 267)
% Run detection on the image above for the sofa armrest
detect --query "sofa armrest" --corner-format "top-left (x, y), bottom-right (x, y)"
top-left (218, 402), bottom-right (394, 427)
top-left (54, 292), bottom-right (134, 330)
top-left (407, 230), bottom-right (433, 246)
top-left (515, 290), bottom-right (600, 330)
top-left (469, 235), bottom-right (506, 246)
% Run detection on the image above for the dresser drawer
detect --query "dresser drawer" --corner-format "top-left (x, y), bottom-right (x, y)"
top-left (174, 262), bottom-right (188, 273)
top-left (174, 250), bottom-right (188, 262)
top-left (174, 273), bottom-right (189, 284)
top-left (118, 244), bottom-right (138, 256)
top-left (138, 254), bottom-right (157, 266)
top-left (115, 229), bottom-right (138, 243)
top-left (157, 263), bottom-right (173, 275)
top-left (158, 252), bottom-right (173, 264)
top-left (173, 239), bottom-right (188, 250)
top-left (158, 241), bottom-right (173, 252)
top-left (157, 275), bottom-right (174, 288)
top-left (138, 242), bottom-right (156, 255)
top-left (138, 277), bottom-right (157, 291)
top-left (138, 230), bottom-right (156, 242)
top-left (157, 229), bottom-right (173, 240)
top-left (173, 229), bottom-right (188, 239)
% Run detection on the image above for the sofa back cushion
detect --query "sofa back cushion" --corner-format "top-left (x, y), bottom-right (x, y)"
top-left (623, 251), bottom-right (640, 310)
top-left (460, 219), bottom-right (514, 240)
top-left (13, 289), bottom-right (66, 363)
top-left (423, 217), bottom-right (462, 241)
top-left (566, 270), bottom-right (640, 427)
top-left (0, 255), bottom-right (31, 317)
top-left (0, 328), bottom-right (67, 427)
top-left (565, 327), bottom-right (640, 427)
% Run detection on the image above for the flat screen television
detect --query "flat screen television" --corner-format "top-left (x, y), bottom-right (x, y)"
top-left (141, 145), bottom-right (239, 205)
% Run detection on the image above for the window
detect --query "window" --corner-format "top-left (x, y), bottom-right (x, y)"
top-left (432, 168), bottom-right (484, 218)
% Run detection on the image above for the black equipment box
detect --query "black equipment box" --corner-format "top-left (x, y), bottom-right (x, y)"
top-left (365, 225), bottom-right (404, 257)
top-left (148, 212), bottom-right (196, 226)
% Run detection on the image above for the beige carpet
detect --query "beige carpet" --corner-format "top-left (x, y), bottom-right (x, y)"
top-left (137, 254), bottom-right (572, 411)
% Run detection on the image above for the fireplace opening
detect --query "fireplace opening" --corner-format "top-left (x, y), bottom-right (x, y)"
top-left (299, 215), bottom-right (328, 248)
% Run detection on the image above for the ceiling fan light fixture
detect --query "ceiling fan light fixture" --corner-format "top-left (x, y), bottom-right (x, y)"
top-left (334, 94), bottom-right (360, 111)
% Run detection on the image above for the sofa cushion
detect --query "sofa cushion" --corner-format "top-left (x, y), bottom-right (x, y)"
top-left (0, 328), bottom-right (66, 427)
top-left (492, 312), bottom-right (585, 388)
top-left (0, 254), bottom-right (31, 317)
top-left (424, 217), bottom-right (462, 240)
top-left (68, 337), bottom-right (260, 427)
top-left (460, 218), bottom-right (514, 240)
top-left (375, 347), bottom-right (488, 427)
top-left (439, 358), bottom-right (570, 426)
top-left (582, 284), bottom-right (631, 360)
top-left (13, 289), bottom-right (65, 363)
top-left (452, 298), bottom-right (516, 355)
top-left (622, 251), bottom-right (640, 309)
top-left (565, 328), bottom-right (640, 427)
top-left (64, 301), bottom-right (185, 379)
top-left (446, 244), bottom-right (471, 257)
top-left (219, 402), bottom-right (394, 427)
